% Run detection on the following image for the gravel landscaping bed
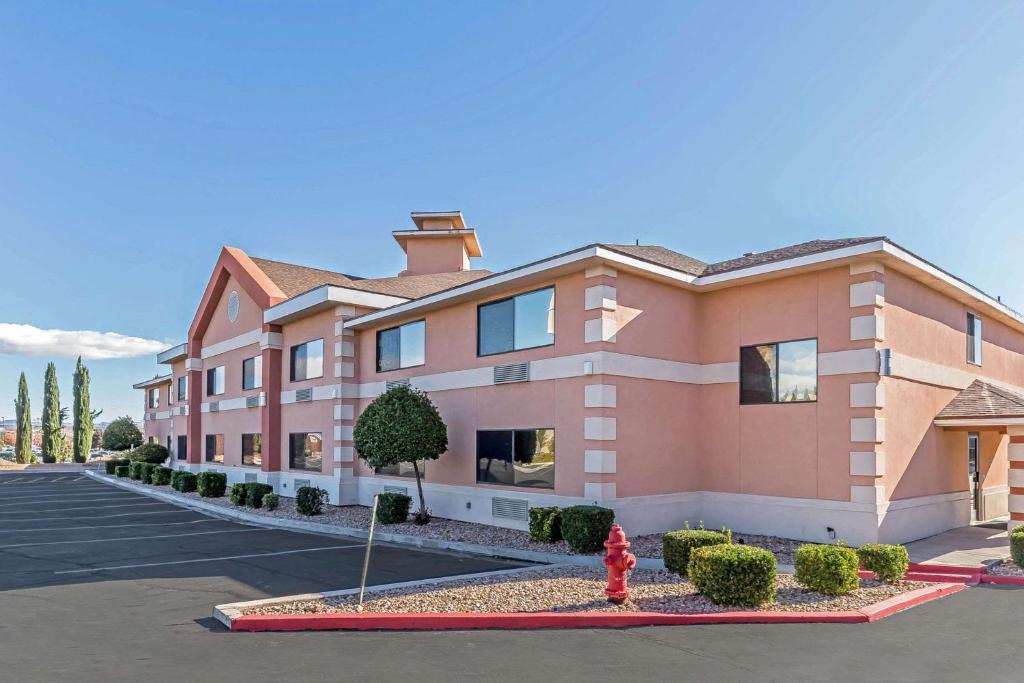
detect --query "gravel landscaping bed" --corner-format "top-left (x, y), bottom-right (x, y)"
top-left (120, 475), bottom-right (803, 563)
top-left (986, 559), bottom-right (1024, 576)
top-left (241, 565), bottom-right (928, 616)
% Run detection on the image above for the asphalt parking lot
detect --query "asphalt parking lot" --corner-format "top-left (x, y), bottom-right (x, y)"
top-left (3, 471), bottom-right (1024, 683)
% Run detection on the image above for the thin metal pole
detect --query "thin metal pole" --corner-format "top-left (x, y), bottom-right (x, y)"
top-left (356, 494), bottom-right (380, 612)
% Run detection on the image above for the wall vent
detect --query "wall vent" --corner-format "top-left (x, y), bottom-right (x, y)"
top-left (295, 388), bottom-right (313, 402)
top-left (244, 472), bottom-right (257, 483)
top-left (294, 478), bottom-right (311, 490)
top-left (245, 395), bottom-right (260, 409)
top-left (208, 402), bottom-right (219, 413)
top-left (382, 485), bottom-right (409, 496)
top-left (385, 379), bottom-right (411, 391)
top-left (492, 497), bottom-right (529, 520)
top-left (494, 362), bottom-right (530, 384)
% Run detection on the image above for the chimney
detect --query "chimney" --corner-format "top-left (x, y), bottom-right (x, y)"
top-left (393, 211), bottom-right (483, 276)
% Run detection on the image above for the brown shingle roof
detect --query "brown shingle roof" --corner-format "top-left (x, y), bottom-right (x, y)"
top-left (601, 244), bottom-right (708, 276)
top-left (250, 256), bottom-right (491, 300)
top-left (936, 380), bottom-right (1024, 420)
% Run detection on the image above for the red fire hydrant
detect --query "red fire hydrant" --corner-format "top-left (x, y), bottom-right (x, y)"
top-left (603, 523), bottom-right (637, 603)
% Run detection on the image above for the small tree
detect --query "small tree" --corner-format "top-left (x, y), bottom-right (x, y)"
top-left (14, 372), bottom-right (33, 464)
top-left (101, 416), bottom-right (143, 451)
top-left (353, 386), bottom-right (448, 524)
top-left (41, 362), bottom-right (62, 463)
top-left (73, 357), bottom-right (98, 463)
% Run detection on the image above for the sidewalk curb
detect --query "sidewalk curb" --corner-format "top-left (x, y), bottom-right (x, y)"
top-left (83, 470), bottom-right (668, 570)
top-left (222, 582), bottom-right (965, 632)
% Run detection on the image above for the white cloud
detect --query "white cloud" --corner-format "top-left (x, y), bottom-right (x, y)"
top-left (0, 323), bottom-right (166, 360)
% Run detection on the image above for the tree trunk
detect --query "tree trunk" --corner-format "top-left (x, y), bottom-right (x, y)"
top-left (411, 460), bottom-right (428, 523)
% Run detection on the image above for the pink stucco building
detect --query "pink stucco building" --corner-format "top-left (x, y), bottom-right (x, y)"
top-left (134, 211), bottom-right (1024, 544)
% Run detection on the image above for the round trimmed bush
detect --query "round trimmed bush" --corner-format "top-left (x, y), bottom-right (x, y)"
top-left (689, 544), bottom-right (777, 607)
top-left (150, 466), bottom-right (173, 486)
top-left (857, 543), bottom-right (909, 583)
top-left (174, 472), bottom-right (197, 493)
top-left (105, 458), bottom-right (130, 475)
top-left (795, 543), bottom-right (860, 595)
top-left (1012, 529), bottom-right (1024, 567)
top-left (114, 465), bottom-right (130, 478)
top-left (128, 461), bottom-right (144, 480)
top-left (196, 471), bottom-right (227, 498)
top-left (560, 505), bottom-right (615, 553)
top-left (296, 486), bottom-right (328, 516)
top-left (529, 506), bottom-right (562, 543)
top-left (376, 491), bottom-right (412, 524)
top-left (663, 530), bottom-right (731, 576)
top-left (129, 442), bottom-right (169, 464)
top-left (140, 462), bottom-right (157, 484)
top-left (262, 493), bottom-right (280, 511)
top-left (229, 483), bottom-right (247, 506)
top-left (245, 483), bottom-right (274, 508)
top-left (1011, 525), bottom-right (1024, 535)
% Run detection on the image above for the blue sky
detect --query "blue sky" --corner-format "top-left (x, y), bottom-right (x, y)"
top-left (1, 1), bottom-right (1023, 421)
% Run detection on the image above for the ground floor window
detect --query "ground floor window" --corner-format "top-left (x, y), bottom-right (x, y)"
top-left (375, 461), bottom-right (421, 478)
top-left (242, 433), bottom-right (262, 467)
top-left (176, 435), bottom-right (187, 461)
top-left (289, 432), bottom-right (322, 471)
top-left (476, 429), bottom-right (555, 489)
top-left (205, 434), bottom-right (224, 463)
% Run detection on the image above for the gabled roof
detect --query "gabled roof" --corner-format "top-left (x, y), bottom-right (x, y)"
top-left (936, 380), bottom-right (1024, 420)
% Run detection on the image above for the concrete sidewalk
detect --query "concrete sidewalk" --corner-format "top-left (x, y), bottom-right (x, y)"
top-left (905, 523), bottom-right (1010, 567)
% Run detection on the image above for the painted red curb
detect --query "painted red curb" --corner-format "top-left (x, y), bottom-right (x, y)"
top-left (907, 562), bottom-right (986, 575)
top-left (979, 574), bottom-right (1024, 586)
top-left (227, 582), bottom-right (964, 632)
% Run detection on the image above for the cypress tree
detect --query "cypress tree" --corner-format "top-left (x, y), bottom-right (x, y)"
top-left (14, 372), bottom-right (33, 464)
top-left (41, 362), bottom-right (62, 463)
top-left (72, 357), bottom-right (94, 463)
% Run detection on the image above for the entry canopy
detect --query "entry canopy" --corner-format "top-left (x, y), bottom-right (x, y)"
top-left (934, 379), bottom-right (1024, 428)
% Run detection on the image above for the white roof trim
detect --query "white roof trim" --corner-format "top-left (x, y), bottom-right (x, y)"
top-left (935, 417), bottom-right (1024, 427)
top-left (133, 374), bottom-right (172, 389)
top-left (264, 285), bottom-right (409, 325)
top-left (691, 240), bottom-right (887, 286)
top-left (157, 342), bottom-right (187, 365)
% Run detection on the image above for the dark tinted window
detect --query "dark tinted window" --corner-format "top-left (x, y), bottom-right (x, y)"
top-left (476, 429), bottom-right (555, 489)
top-left (376, 320), bottom-right (426, 372)
top-left (478, 297), bottom-right (515, 355)
top-left (177, 376), bottom-right (187, 401)
top-left (740, 339), bottom-right (817, 404)
top-left (290, 339), bottom-right (324, 382)
top-left (375, 461), bottom-right (420, 477)
top-left (206, 366), bottom-right (225, 396)
top-left (242, 433), bottom-right (262, 466)
top-left (176, 435), bottom-right (187, 460)
top-left (289, 432), bottom-right (322, 471)
top-left (967, 313), bottom-right (982, 365)
top-left (205, 434), bottom-right (224, 463)
top-left (242, 356), bottom-right (262, 390)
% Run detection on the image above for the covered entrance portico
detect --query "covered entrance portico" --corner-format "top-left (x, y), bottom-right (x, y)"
top-left (934, 379), bottom-right (1024, 532)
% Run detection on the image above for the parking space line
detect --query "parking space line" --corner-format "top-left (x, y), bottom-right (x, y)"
top-left (0, 519), bottom-right (222, 533)
top-left (6, 510), bottom-right (196, 522)
top-left (0, 502), bottom-right (166, 515)
top-left (0, 528), bottom-right (266, 549)
top-left (55, 544), bottom-right (364, 574)
top-left (0, 496), bottom-right (139, 507)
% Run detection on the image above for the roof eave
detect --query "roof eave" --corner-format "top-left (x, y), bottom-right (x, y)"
top-left (133, 374), bottom-right (173, 390)
top-left (264, 285), bottom-right (409, 325)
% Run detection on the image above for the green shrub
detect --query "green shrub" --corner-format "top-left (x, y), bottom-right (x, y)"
top-left (128, 461), bottom-right (144, 480)
top-left (689, 544), bottom-right (777, 607)
top-left (663, 530), bottom-right (731, 576)
top-left (1012, 531), bottom-right (1024, 567)
top-left (170, 470), bottom-right (185, 489)
top-left (150, 466), bottom-right (173, 486)
top-left (196, 471), bottom-right (227, 498)
top-left (560, 505), bottom-right (615, 553)
top-left (140, 462), bottom-right (157, 484)
top-left (114, 465), bottom-right (130, 478)
top-left (528, 506), bottom-right (562, 543)
top-left (229, 483), bottom-right (247, 506)
top-left (105, 458), bottom-right (129, 475)
top-left (1011, 525), bottom-right (1024, 535)
top-left (376, 491), bottom-right (412, 524)
top-left (174, 472), bottom-right (197, 493)
top-left (245, 483), bottom-right (274, 509)
top-left (128, 442), bottom-right (169, 464)
top-left (262, 493), bottom-right (280, 511)
top-left (296, 486), bottom-right (328, 516)
top-left (857, 543), bottom-right (909, 583)
top-left (795, 543), bottom-right (860, 595)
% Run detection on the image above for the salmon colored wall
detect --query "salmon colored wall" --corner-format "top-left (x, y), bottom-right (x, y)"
top-left (404, 238), bottom-right (470, 275)
top-left (611, 272), bottom-right (700, 362)
top-left (203, 275), bottom-right (263, 346)
top-left (201, 410), bottom-right (262, 468)
top-left (201, 344), bottom-right (263, 401)
top-left (280, 308), bottom-right (336, 391)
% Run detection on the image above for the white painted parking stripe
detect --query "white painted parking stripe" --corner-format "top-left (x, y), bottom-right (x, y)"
top-left (55, 544), bottom-right (364, 574)
top-left (0, 528), bottom-right (265, 549)
top-left (0, 496), bottom-right (139, 507)
top-left (0, 503), bottom-right (167, 516)
top-left (0, 487), bottom-right (117, 495)
top-left (0, 519), bottom-right (222, 533)
top-left (4, 510), bottom-right (194, 522)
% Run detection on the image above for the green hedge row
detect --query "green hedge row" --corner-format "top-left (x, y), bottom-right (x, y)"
top-left (794, 543), bottom-right (860, 595)
top-left (196, 472), bottom-right (226, 498)
top-left (857, 543), bottom-right (909, 583)
top-left (689, 544), bottom-right (777, 607)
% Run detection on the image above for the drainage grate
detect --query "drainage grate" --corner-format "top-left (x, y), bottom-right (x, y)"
top-left (244, 472), bottom-right (257, 483)
top-left (494, 362), bottom-right (530, 384)
top-left (492, 497), bottom-right (529, 520)
top-left (385, 378), bottom-right (411, 391)
top-left (295, 388), bottom-right (313, 402)
top-left (245, 395), bottom-right (260, 409)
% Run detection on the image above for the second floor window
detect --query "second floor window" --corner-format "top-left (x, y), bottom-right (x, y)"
top-left (290, 339), bottom-right (324, 382)
top-left (377, 320), bottom-right (426, 372)
top-left (205, 434), bottom-right (224, 463)
top-left (478, 286), bottom-right (555, 356)
top-left (206, 366), bottom-right (225, 396)
top-left (177, 376), bottom-right (187, 401)
top-left (148, 388), bottom-right (159, 409)
top-left (740, 338), bottom-right (818, 405)
top-left (967, 312), bottom-right (982, 365)
top-left (242, 355), bottom-right (263, 390)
